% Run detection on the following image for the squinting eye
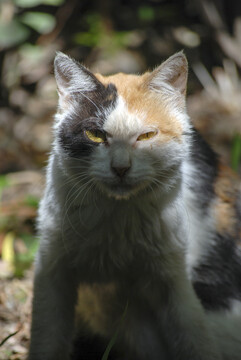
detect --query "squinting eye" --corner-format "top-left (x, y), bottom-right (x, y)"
top-left (85, 130), bottom-right (106, 143)
top-left (137, 131), bottom-right (157, 141)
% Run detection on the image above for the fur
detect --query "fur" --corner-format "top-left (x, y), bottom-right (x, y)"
top-left (29, 52), bottom-right (241, 360)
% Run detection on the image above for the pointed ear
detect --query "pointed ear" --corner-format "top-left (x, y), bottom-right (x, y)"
top-left (147, 52), bottom-right (188, 98)
top-left (54, 52), bottom-right (97, 109)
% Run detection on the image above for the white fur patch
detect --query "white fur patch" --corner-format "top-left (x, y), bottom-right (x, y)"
top-left (182, 160), bottom-right (216, 277)
top-left (103, 96), bottom-right (146, 141)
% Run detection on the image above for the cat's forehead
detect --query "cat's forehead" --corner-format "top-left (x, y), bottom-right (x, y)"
top-left (95, 72), bottom-right (183, 140)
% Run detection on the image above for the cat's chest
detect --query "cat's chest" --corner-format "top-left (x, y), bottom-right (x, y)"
top-left (64, 201), bottom-right (167, 281)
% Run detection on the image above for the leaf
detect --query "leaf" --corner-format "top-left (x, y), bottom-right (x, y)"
top-left (20, 12), bottom-right (56, 34)
top-left (0, 175), bottom-right (10, 202)
top-left (101, 302), bottom-right (128, 360)
top-left (13, 235), bottom-right (39, 277)
top-left (19, 43), bottom-right (46, 65)
top-left (15, 0), bottom-right (64, 7)
top-left (19, 234), bottom-right (39, 260)
top-left (43, 0), bottom-right (64, 5)
top-left (24, 195), bottom-right (39, 208)
top-left (15, 0), bottom-right (44, 6)
top-left (1, 232), bottom-right (15, 265)
top-left (74, 32), bottom-right (99, 47)
top-left (138, 6), bottom-right (155, 21)
top-left (0, 175), bottom-right (10, 189)
top-left (231, 133), bottom-right (241, 172)
top-left (0, 19), bottom-right (30, 49)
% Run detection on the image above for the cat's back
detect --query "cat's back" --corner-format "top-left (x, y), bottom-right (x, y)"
top-left (185, 129), bottom-right (241, 311)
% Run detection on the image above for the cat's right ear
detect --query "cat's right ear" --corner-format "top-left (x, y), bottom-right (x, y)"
top-left (54, 52), bottom-right (97, 109)
top-left (146, 52), bottom-right (188, 109)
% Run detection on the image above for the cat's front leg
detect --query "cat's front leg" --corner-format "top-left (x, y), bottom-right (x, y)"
top-left (29, 251), bottom-right (77, 360)
top-left (149, 274), bottom-right (222, 360)
top-left (119, 301), bottom-right (169, 360)
top-left (149, 205), bottom-right (223, 359)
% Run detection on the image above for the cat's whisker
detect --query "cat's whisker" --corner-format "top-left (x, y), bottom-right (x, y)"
top-left (61, 178), bottom-right (92, 236)
top-left (65, 178), bottom-right (93, 211)
top-left (79, 179), bottom-right (97, 208)
top-left (62, 179), bottom-right (95, 240)
top-left (56, 173), bottom-right (90, 192)
top-left (156, 169), bottom-right (178, 177)
top-left (150, 178), bottom-right (168, 187)
top-left (148, 183), bottom-right (159, 201)
top-left (90, 181), bottom-right (101, 211)
top-left (77, 181), bottom-right (99, 223)
top-left (78, 92), bottom-right (102, 114)
top-left (70, 182), bottom-right (93, 229)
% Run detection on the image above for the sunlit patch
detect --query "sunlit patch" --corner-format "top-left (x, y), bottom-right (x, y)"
top-left (137, 131), bottom-right (157, 141)
top-left (85, 130), bottom-right (106, 143)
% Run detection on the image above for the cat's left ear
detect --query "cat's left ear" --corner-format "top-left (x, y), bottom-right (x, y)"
top-left (147, 52), bottom-right (188, 105)
top-left (54, 52), bottom-right (99, 109)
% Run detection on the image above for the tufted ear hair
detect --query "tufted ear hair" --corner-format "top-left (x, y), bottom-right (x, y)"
top-left (147, 52), bottom-right (188, 105)
top-left (54, 52), bottom-right (98, 109)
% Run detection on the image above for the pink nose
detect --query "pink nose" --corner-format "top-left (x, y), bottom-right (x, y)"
top-left (111, 166), bottom-right (130, 178)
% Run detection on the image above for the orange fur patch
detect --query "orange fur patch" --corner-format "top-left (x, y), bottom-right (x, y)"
top-left (76, 283), bottom-right (118, 336)
top-left (96, 72), bottom-right (183, 141)
top-left (213, 164), bottom-right (240, 236)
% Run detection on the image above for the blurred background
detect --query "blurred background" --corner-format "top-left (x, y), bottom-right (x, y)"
top-left (1, 0), bottom-right (241, 358)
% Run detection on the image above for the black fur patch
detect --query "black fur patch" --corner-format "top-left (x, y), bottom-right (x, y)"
top-left (71, 333), bottom-right (120, 360)
top-left (193, 233), bottom-right (241, 310)
top-left (189, 128), bottom-right (218, 212)
top-left (58, 82), bottom-right (117, 158)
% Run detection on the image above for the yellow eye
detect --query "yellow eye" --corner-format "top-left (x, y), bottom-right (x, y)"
top-left (137, 131), bottom-right (157, 141)
top-left (85, 130), bottom-right (106, 143)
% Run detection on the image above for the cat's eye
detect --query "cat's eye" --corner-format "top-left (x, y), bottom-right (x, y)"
top-left (85, 130), bottom-right (106, 143)
top-left (137, 131), bottom-right (157, 141)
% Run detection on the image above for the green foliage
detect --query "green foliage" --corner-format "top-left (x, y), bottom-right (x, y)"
top-left (0, 349), bottom-right (12, 357)
top-left (24, 194), bottom-right (39, 208)
top-left (138, 6), bottom-right (155, 21)
top-left (1, 230), bottom-right (39, 277)
top-left (0, 0), bottom-right (63, 49)
top-left (231, 133), bottom-right (241, 172)
top-left (15, 0), bottom-right (64, 7)
top-left (0, 174), bottom-right (39, 277)
top-left (0, 175), bottom-right (10, 202)
top-left (74, 13), bottom-right (130, 51)
top-left (20, 11), bottom-right (56, 34)
top-left (19, 43), bottom-right (46, 62)
top-left (0, 175), bottom-right (10, 190)
top-left (14, 234), bottom-right (39, 278)
top-left (0, 19), bottom-right (30, 48)
top-left (16, 233), bottom-right (39, 259)
top-left (73, 13), bottom-right (101, 47)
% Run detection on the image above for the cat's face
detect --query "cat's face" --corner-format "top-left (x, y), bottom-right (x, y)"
top-left (54, 52), bottom-right (191, 201)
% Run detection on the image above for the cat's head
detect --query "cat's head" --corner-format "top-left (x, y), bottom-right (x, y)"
top-left (53, 52), bottom-right (191, 202)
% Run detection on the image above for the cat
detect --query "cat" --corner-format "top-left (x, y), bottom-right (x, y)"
top-left (28, 51), bottom-right (241, 360)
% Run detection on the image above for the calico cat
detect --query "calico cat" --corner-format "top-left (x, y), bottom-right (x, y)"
top-left (29, 51), bottom-right (241, 360)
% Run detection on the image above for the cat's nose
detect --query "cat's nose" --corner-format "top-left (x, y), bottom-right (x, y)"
top-left (111, 165), bottom-right (130, 178)
top-left (111, 143), bottom-right (131, 178)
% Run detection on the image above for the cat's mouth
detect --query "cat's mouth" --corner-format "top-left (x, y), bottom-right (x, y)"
top-left (108, 184), bottom-right (136, 200)
top-left (99, 180), bottom-right (149, 200)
